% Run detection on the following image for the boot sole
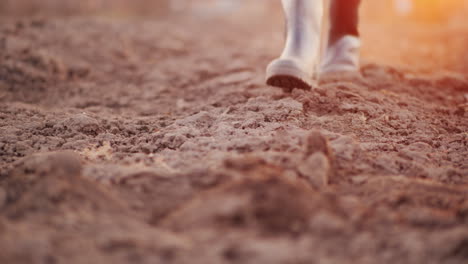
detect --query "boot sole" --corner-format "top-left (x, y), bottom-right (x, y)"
top-left (266, 60), bottom-right (313, 92)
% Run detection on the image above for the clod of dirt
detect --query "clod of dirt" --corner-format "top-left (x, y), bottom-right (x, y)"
top-left (3, 151), bottom-right (82, 209)
top-left (298, 131), bottom-right (334, 187)
top-left (2, 151), bottom-right (128, 221)
top-left (10, 151), bottom-right (82, 181)
top-left (297, 152), bottom-right (330, 187)
top-left (434, 72), bottom-right (468, 92)
top-left (60, 113), bottom-right (101, 135)
top-left (0, 45), bottom-right (68, 103)
top-left (303, 130), bottom-right (333, 158)
top-left (163, 157), bottom-right (318, 235)
top-left (1, 150), bottom-right (192, 264)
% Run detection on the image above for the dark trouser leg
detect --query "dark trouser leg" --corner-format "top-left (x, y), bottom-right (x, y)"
top-left (328, 0), bottom-right (361, 45)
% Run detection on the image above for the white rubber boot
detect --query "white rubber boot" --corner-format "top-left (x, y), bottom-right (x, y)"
top-left (266, 0), bottom-right (323, 91)
top-left (320, 35), bottom-right (361, 75)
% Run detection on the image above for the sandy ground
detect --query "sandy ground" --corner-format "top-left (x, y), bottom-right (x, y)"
top-left (0, 5), bottom-right (467, 264)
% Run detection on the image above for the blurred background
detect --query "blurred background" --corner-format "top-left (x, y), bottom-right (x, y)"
top-left (1, 0), bottom-right (467, 23)
top-left (1, 0), bottom-right (467, 72)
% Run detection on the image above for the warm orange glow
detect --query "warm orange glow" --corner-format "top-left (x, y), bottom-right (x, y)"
top-left (411, 0), bottom-right (466, 22)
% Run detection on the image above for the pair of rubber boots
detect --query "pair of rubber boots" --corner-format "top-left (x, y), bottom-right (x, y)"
top-left (266, 0), bottom-right (360, 91)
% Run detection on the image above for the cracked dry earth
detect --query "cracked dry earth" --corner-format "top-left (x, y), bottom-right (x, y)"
top-left (0, 13), bottom-right (467, 264)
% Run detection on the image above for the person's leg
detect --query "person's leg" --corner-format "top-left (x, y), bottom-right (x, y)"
top-left (328, 0), bottom-right (360, 45)
top-left (321, 0), bottom-right (361, 74)
top-left (266, 0), bottom-right (324, 91)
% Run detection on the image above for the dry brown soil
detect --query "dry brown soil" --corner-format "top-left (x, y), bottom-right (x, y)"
top-left (0, 5), bottom-right (467, 264)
